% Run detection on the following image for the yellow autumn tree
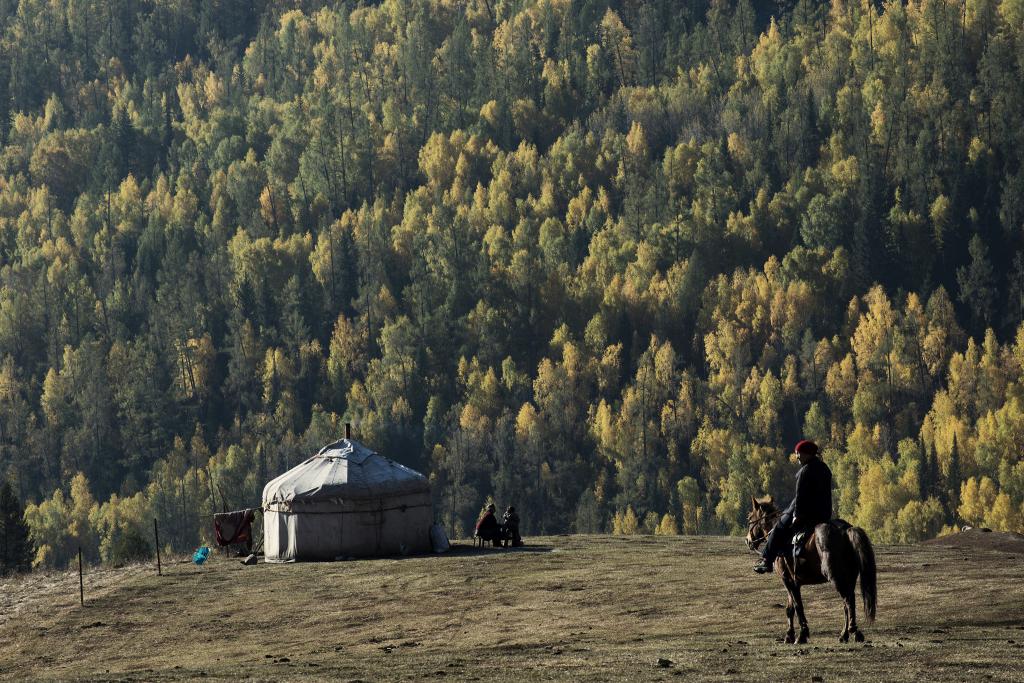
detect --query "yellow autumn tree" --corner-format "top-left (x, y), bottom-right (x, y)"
top-left (959, 477), bottom-right (998, 526)
top-left (985, 493), bottom-right (1022, 532)
top-left (612, 506), bottom-right (639, 535)
top-left (655, 513), bottom-right (680, 536)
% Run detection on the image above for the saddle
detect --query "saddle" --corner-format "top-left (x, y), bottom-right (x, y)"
top-left (792, 519), bottom-right (851, 558)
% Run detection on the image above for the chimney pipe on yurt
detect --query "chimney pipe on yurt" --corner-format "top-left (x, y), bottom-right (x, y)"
top-left (262, 436), bottom-right (433, 561)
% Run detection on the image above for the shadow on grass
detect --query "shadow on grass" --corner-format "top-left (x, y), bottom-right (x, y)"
top-left (252, 543), bottom-right (555, 566)
top-left (442, 543), bottom-right (555, 558)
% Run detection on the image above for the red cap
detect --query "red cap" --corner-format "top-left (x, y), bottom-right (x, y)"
top-left (794, 440), bottom-right (819, 455)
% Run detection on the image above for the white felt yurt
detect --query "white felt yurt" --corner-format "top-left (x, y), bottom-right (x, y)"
top-left (262, 438), bottom-right (433, 561)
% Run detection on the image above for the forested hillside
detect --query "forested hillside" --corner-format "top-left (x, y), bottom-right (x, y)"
top-left (1, 0), bottom-right (1023, 569)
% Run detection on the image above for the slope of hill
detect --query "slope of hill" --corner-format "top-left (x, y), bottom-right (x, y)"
top-left (923, 527), bottom-right (1024, 555)
top-left (1, 535), bottom-right (1022, 682)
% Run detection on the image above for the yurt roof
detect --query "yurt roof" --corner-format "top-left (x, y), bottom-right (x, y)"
top-left (262, 438), bottom-right (429, 504)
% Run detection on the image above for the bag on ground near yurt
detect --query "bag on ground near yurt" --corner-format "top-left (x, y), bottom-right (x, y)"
top-left (430, 523), bottom-right (450, 553)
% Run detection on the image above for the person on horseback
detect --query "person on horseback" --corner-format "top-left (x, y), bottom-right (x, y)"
top-left (754, 440), bottom-right (832, 574)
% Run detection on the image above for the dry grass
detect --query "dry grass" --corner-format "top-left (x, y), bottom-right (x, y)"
top-left (2, 534), bottom-right (1022, 682)
top-left (0, 562), bottom-right (153, 629)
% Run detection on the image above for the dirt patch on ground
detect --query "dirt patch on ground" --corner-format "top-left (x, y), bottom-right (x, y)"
top-left (922, 528), bottom-right (1024, 554)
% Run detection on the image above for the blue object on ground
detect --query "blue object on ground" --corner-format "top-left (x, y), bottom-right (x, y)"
top-left (192, 546), bottom-right (210, 564)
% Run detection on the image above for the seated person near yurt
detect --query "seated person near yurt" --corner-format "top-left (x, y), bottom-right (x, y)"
top-left (475, 503), bottom-right (502, 547)
top-left (502, 505), bottom-right (523, 547)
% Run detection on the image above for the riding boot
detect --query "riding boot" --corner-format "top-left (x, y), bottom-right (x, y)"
top-left (755, 520), bottom-right (793, 574)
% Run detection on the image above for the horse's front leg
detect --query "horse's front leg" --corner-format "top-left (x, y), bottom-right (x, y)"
top-left (782, 576), bottom-right (797, 644)
top-left (784, 592), bottom-right (796, 644)
top-left (792, 583), bottom-right (810, 644)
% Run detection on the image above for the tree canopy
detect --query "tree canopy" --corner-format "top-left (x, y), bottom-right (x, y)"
top-left (1, 0), bottom-right (1023, 566)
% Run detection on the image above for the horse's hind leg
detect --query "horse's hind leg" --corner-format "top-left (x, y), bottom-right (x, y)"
top-left (838, 585), bottom-right (854, 642)
top-left (847, 585), bottom-right (864, 642)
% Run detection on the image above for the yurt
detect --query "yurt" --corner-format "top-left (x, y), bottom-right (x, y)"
top-left (262, 438), bottom-right (433, 561)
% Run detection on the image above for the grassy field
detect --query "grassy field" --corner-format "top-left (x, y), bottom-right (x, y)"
top-left (1, 532), bottom-right (1022, 682)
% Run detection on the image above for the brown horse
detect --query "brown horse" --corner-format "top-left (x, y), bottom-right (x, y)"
top-left (745, 496), bottom-right (877, 644)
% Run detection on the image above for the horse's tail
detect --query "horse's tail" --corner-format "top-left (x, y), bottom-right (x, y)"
top-left (847, 526), bottom-right (876, 622)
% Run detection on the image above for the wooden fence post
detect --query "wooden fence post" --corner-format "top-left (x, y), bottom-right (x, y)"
top-left (78, 547), bottom-right (84, 607)
top-left (154, 518), bottom-right (162, 576)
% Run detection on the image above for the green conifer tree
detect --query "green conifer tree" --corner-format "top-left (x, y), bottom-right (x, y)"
top-left (0, 481), bottom-right (33, 574)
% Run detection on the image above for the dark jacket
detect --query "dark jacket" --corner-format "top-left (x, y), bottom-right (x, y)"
top-left (784, 456), bottom-right (832, 526)
top-left (502, 510), bottom-right (520, 530)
